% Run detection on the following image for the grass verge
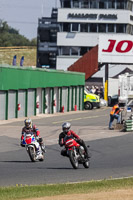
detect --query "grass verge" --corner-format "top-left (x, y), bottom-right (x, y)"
top-left (1, 177), bottom-right (133, 200)
top-left (0, 47), bottom-right (36, 67)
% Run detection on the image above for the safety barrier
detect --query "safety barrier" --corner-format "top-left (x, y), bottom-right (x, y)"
top-left (124, 114), bottom-right (133, 132)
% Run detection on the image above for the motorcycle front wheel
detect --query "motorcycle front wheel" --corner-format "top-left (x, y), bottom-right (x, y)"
top-left (69, 150), bottom-right (79, 169)
top-left (28, 146), bottom-right (36, 162)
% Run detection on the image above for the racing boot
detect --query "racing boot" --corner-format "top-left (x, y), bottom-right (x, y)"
top-left (40, 143), bottom-right (46, 153)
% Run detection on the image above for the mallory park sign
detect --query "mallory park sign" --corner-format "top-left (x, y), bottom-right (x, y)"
top-left (68, 13), bottom-right (117, 20)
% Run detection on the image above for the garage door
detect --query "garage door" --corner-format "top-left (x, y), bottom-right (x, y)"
top-left (18, 90), bottom-right (26, 118)
top-left (62, 87), bottom-right (68, 112)
top-left (27, 89), bottom-right (35, 117)
top-left (8, 90), bottom-right (16, 119)
top-left (0, 91), bottom-right (6, 120)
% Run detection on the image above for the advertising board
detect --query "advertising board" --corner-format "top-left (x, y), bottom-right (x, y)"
top-left (98, 34), bottom-right (133, 64)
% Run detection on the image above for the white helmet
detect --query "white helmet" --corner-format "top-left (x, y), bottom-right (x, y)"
top-left (62, 122), bottom-right (71, 133)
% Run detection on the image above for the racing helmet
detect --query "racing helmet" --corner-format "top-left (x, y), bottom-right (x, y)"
top-left (62, 122), bottom-right (71, 133)
top-left (24, 118), bottom-right (32, 128)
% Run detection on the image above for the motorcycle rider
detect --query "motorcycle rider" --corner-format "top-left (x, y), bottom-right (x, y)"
top-left (20, 118), bottom-right (46, 153)
top-left (59, 122), bottom-right (90, 159)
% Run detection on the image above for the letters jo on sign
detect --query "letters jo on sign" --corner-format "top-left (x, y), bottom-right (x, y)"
top-left (102, 40), bottom-right (133, 53)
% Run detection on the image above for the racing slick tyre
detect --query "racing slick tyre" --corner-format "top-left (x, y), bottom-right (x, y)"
top-left (28, 146), bottom-right (36, 162)
top-left (69, 150), bottom-right (79, 169)
top-left (83, 159), bottom-right (90, 168)
top-left (39, 152), bottom-right (44, 162)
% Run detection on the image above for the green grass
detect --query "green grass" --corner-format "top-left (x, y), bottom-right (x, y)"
top-left (1, 177), bottom-right (133, 200)
top-left (0, 47), bottom-right (36, 67)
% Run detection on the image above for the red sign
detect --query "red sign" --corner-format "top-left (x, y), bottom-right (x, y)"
top-left (102, 40), bottom-right (133, 53)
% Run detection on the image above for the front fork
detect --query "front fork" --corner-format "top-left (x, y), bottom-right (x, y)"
top-left (68, 147), bottom-right (79, 160)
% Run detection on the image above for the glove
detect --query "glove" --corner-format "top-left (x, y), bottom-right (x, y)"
top-left (75, 138), bottom-right (82, 143)
top-left (36, 136), bottom-right (39, 141)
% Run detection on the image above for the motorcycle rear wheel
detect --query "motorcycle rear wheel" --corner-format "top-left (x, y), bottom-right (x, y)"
top-left (28, 146), bottom-right (36, 162)
top-left (69, 150), bottom-right (79, 169)
top-left (39, 152), bottom-right (44, 161)
top-left (83, 159), bottom-right (90, 168)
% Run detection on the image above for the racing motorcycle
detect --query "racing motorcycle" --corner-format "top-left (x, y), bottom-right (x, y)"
top-left (22, 132), bottom-right (44, 162)
top-left (64, 135), bottom-right (90, 169)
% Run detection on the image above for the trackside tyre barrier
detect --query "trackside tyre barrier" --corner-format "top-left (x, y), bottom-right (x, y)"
top-left (124, 114), bottom-right (133, 132)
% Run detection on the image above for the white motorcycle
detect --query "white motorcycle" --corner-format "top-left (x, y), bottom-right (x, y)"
top-left (22, 133), bottom-right (44, 162)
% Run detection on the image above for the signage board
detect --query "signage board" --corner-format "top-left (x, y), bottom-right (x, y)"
top-left (98, 34), bottom-right (133, 64)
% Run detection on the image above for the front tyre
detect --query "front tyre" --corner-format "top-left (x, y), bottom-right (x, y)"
top-left (69, 150), bottom-right (79, 169)
top-left (28, 146), bottom-right (36, 162)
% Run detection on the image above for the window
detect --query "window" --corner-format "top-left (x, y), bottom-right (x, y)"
top-left (127, 1), bottom-right (132, 11)
top-left (99, 24), bottom-right (106, 32)
top-left (73, 0), bottom-right (79, 8)
top-left (117, 0), bottom-right (125, 9)
top-left (71, 47), bottom-right (79, 55)
top-left (81, 23), bottom-right (88, 32)
top-left (50, 29), bottom-right (57, 42)
top-left (90, 24), bottom-right (97, 32)
top-left (80, 47), bottom-right (88, 55)
top-left (71, 23), bottom-right (79, 32)
top-left (63, 23), bottom-right (70, 32)
top-left (116, 24), bottom-right (125, 33)
top-left (108, 24), bottom-right (114, 32)
top-left (99, 0), bottom-right (107, 9)
top-left (126, 25), bottom-right (132, 34)
top-left (90, 0), bottom-right (97, 8)
top-left (81, 0), bottom-right (89, 8)
top-left (39, 29), bottom-right (50, 42)
top-left (108, 0), bottom-right (115, 9)
top-left (131, 26), bottom-right (133, 35)
top-left (63, 0), bottom-right (71, 8)
top-left (62, 47), bottom-right (70, 55)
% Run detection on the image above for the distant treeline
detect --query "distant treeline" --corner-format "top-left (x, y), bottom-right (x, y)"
top-left (0, 20), bottom-right (37, 47)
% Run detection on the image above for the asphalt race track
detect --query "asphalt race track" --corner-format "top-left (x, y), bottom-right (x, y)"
top-left (0, 108), bottom-right (133, 186)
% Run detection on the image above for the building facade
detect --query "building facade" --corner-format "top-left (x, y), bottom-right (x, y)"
top-left (56, 0), bottom-right (133, 70)
top-left (37, 8), bottom-right (60, 69)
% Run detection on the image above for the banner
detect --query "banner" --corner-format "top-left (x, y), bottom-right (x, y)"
top-left (98, 34), bottom-right (133, 64)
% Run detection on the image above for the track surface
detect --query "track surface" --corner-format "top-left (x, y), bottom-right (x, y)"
top-left (0, 108), bottom-right (133, 186)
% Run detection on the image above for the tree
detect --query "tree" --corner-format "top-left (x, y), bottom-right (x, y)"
top-left (0, 19), bottom-right (37, 46)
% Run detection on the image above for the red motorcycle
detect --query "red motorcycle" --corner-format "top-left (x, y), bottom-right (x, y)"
top-left (64, 135), bottom-right (90, 169)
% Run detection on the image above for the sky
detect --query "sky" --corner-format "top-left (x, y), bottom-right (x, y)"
top-left (0, 0), bottom-right (60, 40)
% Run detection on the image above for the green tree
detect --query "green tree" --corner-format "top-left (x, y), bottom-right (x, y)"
top-left (0, 20), bottom-right (37, 47)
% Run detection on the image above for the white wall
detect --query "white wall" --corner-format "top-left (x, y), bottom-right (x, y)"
top-left (57, 32), bottom-right (98, 47)
top-left (108, 78), bottom-right (118, 96)
top-left (56, 56), bottom-right (80, 70)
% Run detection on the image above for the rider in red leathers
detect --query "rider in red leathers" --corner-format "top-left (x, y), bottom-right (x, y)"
top-left (59, 122), bottom-right (90, 159)
top-left (21, 118), bottom-right (46, 153)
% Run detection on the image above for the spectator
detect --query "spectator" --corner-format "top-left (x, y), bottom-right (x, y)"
top-left (100, 86), bottom-right (104, 99)
top-left (90, 86), bottom-right (96, 94)
top-left (94, 86), bottom-right (99, 95)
